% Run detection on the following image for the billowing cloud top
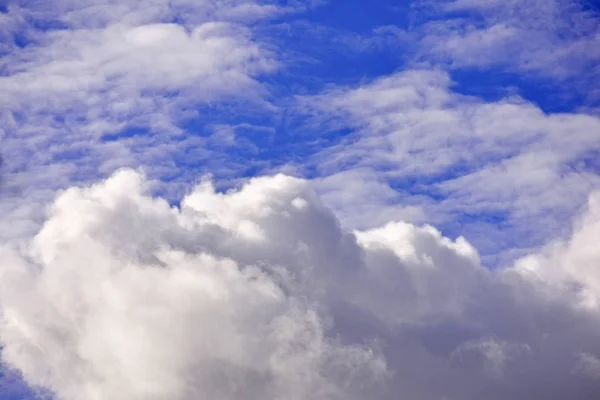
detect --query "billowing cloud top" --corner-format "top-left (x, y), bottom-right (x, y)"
top-left (1, 170), bottom-right (600, 400)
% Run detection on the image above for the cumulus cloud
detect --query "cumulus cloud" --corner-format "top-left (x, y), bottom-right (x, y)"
top-left (1, 170), bottom-right (600, 399)
top-left (302, 69), bottom-right (600, 263)
top-left (514, 192), bottom-right (600, 307)
top-left (0, 170), bottom-right (387, 400)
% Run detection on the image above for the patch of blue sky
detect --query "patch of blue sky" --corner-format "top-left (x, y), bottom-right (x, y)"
top-left (306, 0), bottom-right (412, 34)
top-left (581, 0), bottom-right (600, 12)
top-left (0, 367), bottom-right (51, 400)
top-left (448, 68), bottom-right (593, 113)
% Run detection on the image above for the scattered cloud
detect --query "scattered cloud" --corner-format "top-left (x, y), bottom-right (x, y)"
top-left (0, 0), bottom-right (294, 241)
top-left (355, 0), bottom-right (600, 106)
top-left (301, 69), bottom-right (600, 262)
top-left (416, 0), bottom-right (600, 96)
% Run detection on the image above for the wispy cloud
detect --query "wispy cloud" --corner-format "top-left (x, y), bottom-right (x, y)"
top-left (301, 69), bottom-right (600, 262)
top-left (416, 0), bottom-right (600, 98)
top-left (0, 0), bottom-right (299, 240)
top-left (350, 0), bottom-right (600, 107)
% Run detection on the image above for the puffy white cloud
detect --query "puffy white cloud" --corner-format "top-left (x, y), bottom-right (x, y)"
top-left (514, 192), bottom-right (600, 307)
top-left (0, 170), bottom-right (386, 400)
top-left (1, 170), bottom-right (600, 399)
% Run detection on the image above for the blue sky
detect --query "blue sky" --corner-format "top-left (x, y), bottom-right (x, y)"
top-left (1, 1), bottom-right (600, 399)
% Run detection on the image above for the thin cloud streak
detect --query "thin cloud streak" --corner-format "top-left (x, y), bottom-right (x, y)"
top-left (302, 69), bottom-right (600, 262)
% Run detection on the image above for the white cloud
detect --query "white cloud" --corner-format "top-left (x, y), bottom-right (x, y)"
top-left (514, 192), bottom-right (600, 307)
top-left (417, 0), bottom-right (600, 87)
top-left (313, 169), bottom-right (428, 229)
top-left (0, 17), bottom-right (275, 140)
top-left (576, 353), bottom-right (600, 380)
top-left (2, 21), bottom-right (275, 104)
top-left (0, 170), bottom-right (387, 400)
top-left (0, 0), bottom-right (292, 242)
top-left (301, 69), bottom-right (600, 262)
top-left (17, 0), bottom-right (305, 28)
top-left (1, 170), bottom-right (600, 399)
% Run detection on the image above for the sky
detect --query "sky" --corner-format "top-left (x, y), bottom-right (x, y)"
top-left (0, 0), bottom-right (599, 399)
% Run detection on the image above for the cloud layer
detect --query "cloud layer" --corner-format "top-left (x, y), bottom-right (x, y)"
top-left (0, 0), bottom-right (287, 241)
top-left (1, 170), bottom-right (599, 399)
